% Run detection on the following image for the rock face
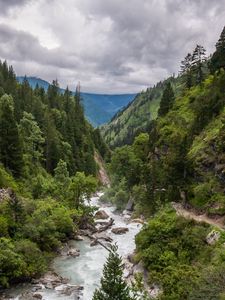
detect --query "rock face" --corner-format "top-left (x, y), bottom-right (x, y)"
top-left (95, 210), bottom-right (109, 220)
top-left (111, 227), bottom-right (129, 235)
top-left (206, 230), bottom-right (221, 245)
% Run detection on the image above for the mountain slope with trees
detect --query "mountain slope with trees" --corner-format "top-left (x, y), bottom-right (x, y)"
top-left (102, 26), bottom-right (225, 299)
top-left (0, 61), bottom-right (109, 288)
top-left (100, 76), bottom-right (183, 148)
top-left (17, 76), bottom-right (136, 127)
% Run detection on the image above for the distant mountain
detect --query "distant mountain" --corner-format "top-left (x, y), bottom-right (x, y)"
top-left (16, 77), bottom-right (136, 127)
top-left (100, 76), bottom-right (183, 148)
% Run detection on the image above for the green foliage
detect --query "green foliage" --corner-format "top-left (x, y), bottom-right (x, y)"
top-left (0, 238), bottom-right (26, 287)
top-left (22, 199), bottom-right (75, 251)
top-left (135, 208), bottom-right (224, 299)
top-left (210, 26), bottom-right (225, 73)
top-left (0, 61), bottom-right (101, 287)
top-left (68, 172), bottom-right (98, 208)
top-left (101, 76), bottom-right (183, 148)
top-left (158, 82), bottom-right (175, 117)
top-left (92, 244), bottom-right (132, 300)
top-left (0, 94), bottom-right (23, 176)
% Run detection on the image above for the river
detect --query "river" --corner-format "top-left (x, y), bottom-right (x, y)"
top-left (3, 193), bottom-right (142, 300)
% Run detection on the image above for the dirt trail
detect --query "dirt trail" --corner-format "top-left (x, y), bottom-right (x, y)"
top-left (94, 151), bottom-right (110, 187)
top-left (172, 202), bottom-right (225, 230)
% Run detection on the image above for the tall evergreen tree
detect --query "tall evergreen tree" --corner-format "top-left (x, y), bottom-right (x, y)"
top-left (158, 82), bottom-right (175, 117)
top-left (192, 44), bottom-right (206, 84)
top-left (92, 244), bottom-right (132, 300)
top-left (210, 26), bottom-right (225, 73)
top-left (180, 53), bottom-right (193, 88)
top-left (0, 95), bottom-right (23, 176)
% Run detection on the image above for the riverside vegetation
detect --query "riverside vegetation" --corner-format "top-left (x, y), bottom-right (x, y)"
top-left (99, 26), bottom-right (225, 299)
top-left (0, 61), bottom-right (111, 288)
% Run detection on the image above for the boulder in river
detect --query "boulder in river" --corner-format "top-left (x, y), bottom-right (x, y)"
top-left (95, 210), bottom-right (109, 219)
top-left (67, 247), bottom-right (80, 257)
top-left (112, 227), bottom-right (129, 234)
top-left (33, 294), bottom-right (42, 299)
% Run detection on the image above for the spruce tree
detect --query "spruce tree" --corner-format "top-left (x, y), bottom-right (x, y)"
top-left (191, 44), bottom-right (206, 84)
top-left (158, 82), bottom-right (175, 117)
top-left (180, 53), bottom-right (193, 88)
top-left (210, 26), bottom-right (225, 73)
top-left (0, 94), bottom-right (23, 176)
top-left (92, 244), bottom-right (132, 300)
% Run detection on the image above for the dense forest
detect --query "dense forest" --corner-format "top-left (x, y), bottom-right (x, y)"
top-left (101, 26), bottom-right (225, 299)
top-left (0, 62), bottom-right (110, 287)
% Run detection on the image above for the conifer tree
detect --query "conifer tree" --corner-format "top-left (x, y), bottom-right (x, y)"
top-left (0, 95), bottom-right (23, 176)
top-left (180, 53), bottom-right (193, 88)
top-left (191, 44), bottom-right (206, 84)
top-left (210, 26), bottom-right (225, 73)
top-left (92, 244), bottom-right (132, 300)
top-left (158, 82), bottom-right (175, 117)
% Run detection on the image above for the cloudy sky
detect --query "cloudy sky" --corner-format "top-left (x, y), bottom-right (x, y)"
top-left (0, 0), bottom-right (224, 93)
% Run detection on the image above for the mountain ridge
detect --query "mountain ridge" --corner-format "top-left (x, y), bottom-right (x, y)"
top-left (17, 76), bottom-right (136, 127)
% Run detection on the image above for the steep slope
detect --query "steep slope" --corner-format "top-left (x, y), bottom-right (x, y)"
top-left (100, 76), bottom-right (183, 148)
top-left (16, 76), bottom-right (136, 127)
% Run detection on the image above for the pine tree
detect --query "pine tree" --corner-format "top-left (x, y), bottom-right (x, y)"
top-left (191, 44), bottom-right (206, 84)
top-left (0, 95), bottom-right (23, 176)
top-left (210, 26), bottom-right (225, 73)
top-left (92, 244), bottom-right (132, 300)
top-left (180, 53), bottom-right (193, 88)
top-left (158, 82), bottom-right (175, 117)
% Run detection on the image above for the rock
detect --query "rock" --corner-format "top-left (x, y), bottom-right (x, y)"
top-left (131, 218), bottom-right (145, 224)
top-left (95, 232), bottom-right (113, 242)
top-left (67, 248), bottom-right (80, 257)
top-left (74, 235), bottom-right (84, 241)
top-left (33, 294), bottom-right (42, 299)
top-left (123, 214), bottom-right (131, 222)
top-left (95, 210), bottom-right (109, 220)
top-left (111, 227), bottom-right (129, 235)
top-left (0, 188), bottom-right (11, 202)
top-left (56, 284), bottom-right (84, 296)
top-left (95, 220), bottom-right (110, 225)
top-left (19, 291), bottom-right (37, 300)
top-left (127, 252), bottom-right (136, 264)
top-left (125, 199), bottom-right (134, 211)
top-left (90, 239), bottom-right (98, 247)
top-left (206, 230), bottom-right (221, 245)
top-left (39, 271), bottom-right (69, 289)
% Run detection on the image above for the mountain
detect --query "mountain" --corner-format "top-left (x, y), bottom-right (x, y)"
top-left (16, 76), bottom-right (136, 127)
top-left (100, 75), bottom-right (183, 148)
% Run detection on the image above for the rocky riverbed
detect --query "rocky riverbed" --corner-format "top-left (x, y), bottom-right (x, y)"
top-left (1, 193), bottom-right (157, 300)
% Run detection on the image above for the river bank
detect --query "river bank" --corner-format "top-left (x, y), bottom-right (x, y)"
top-left (1, 193), bottom-right (144, 300)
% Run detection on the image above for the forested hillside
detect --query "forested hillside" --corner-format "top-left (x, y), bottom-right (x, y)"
top-left (0, 62), bottom-right (109, 287)
top-left (103, 27), bottom-right (225, 299)
top-left (17, 76), bottom-right (136, 127)
top-left (100, 76), bottom-right (184, 148)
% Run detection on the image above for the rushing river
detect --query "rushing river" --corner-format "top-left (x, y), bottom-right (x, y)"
top-left (4, 193), bottom-right (142, 300)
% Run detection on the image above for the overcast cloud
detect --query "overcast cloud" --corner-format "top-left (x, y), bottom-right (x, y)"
top-left (0, 0), bottom-right (224, 93)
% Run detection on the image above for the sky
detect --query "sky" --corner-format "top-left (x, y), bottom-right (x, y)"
top-left (0, 0), bottom-right (224, 94)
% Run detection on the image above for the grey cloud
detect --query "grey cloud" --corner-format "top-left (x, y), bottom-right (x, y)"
top-left (0, 0), bottom-right (29, 14)
top-left (0, 0), bottom-right (225, 93)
